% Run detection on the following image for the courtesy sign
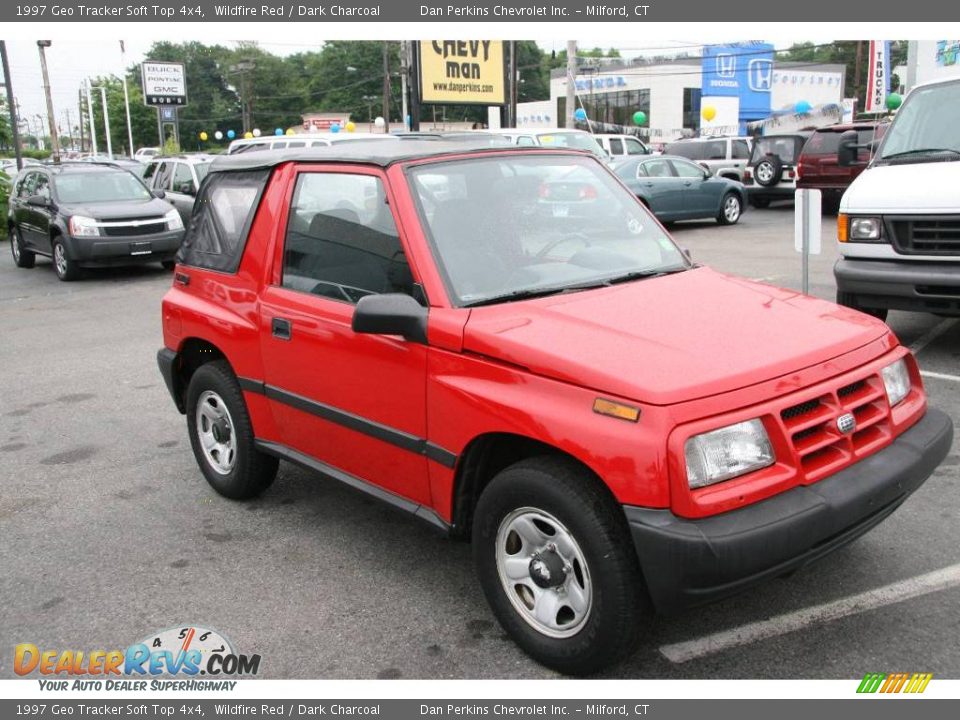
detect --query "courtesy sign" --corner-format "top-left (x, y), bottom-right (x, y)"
top-left (419, 40), bottom-right (506, 105)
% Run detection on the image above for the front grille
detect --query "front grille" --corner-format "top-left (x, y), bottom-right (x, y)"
top-left (888, 216), bottom-right (960, 255)
top-left (101, 218), bottom-right (167, 237)
top-left (778, 371), bottom-right (892, 483)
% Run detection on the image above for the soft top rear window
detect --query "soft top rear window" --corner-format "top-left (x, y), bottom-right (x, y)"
top-left (176, 169), bottom-right (269, 273)
top-left (751, 136), bottom-right (805, 164)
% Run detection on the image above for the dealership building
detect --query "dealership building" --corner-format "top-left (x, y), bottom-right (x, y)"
top-left (517, 44), bottom-right (846, 142)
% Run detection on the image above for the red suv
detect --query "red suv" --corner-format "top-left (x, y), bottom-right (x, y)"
top-left (797, 122), bottom-right (889, 206)
top-left (157, 142), bottom-right (952, 674)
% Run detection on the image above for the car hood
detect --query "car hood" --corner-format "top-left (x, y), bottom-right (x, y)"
top-left (842, 161), bottom-right (960, 213)
top-left (59, 197), bottom-right (172, 220)
top-left (462, 267), bottom-right (892, 405)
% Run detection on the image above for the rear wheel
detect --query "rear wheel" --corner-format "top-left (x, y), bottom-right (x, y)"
top-left (10, 227), bottom-right (36, 268)
top-left (186, 360), bottom-right (278, 499)
top-left (750, 197), bottom-right (771, 209)
top-left (473, 456), bottom-right (647, 675)
top-left (52, 238), bottom-right (79, 281)
top-left (837, 291), bottom-right (889, 322)
top-left (717, 192), bottom-right (742, 225)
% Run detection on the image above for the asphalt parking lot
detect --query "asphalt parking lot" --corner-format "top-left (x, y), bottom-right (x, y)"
top-left (1, 204), bottom-right (958, 680)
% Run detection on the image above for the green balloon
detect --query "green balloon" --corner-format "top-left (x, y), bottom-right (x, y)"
top-left (886, 93), bottom-right (903, 111)
top-left (632, 111), bottom-right (647, 126)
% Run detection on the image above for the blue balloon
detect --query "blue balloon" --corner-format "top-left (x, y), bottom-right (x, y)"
top-left (331, 123), bottom-right (341, 133)
top-left (795, 100), bottom-right (812, 114)
top-left (574, 108), bottom-right (588, 122)
top-left (227, 129), bottom-right (236, 139)
top-left (275, 128), bottom-right (284, 136)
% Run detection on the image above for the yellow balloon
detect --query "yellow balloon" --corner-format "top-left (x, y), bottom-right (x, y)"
top-left (244, 131), bottom-right (253, 139)
top-left (345, 121), bottom-right (356, 133)
top-left (285, 128), bottom-right (296, 136)
top-left (199, 131), bottom-right (208, 141)
top-left (702, 106), bottom-right (717, 122)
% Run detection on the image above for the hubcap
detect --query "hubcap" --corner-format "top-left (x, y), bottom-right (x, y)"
top-left (495, 507), bottom-right (592, 638)
top-left (724, 196), bottom-right (740, 222)
top-left (196, 390), bottom-right (237, 475)
top-left (54, 243), bottom-right (67, 276)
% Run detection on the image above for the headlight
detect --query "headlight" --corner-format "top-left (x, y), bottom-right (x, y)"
top-left (68, 215), bottom-right (99, 237)
top-left (881, 358), bottom-right (911, 407)
top-left (849, 216), bottom-right (882, 241)
top-left (165, 208), bottom-right (184, 231)
top-left (684, 419), bottom-right (775, 489)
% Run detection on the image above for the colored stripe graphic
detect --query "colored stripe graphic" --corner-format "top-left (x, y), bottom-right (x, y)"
top-left (857, 672), bottom-right (933, 693)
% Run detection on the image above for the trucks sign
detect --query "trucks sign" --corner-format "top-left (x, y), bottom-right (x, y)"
top-left (141, 60), bottom-right (187, 107)
top-left (418, 41), bottom-right (505, 105)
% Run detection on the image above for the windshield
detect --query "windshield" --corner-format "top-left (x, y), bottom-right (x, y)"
top-left (409, 155), bottom-right (689, 306)
top-left (877, 80), bottom-right (960, 163)
top-left (195, 163), bottom-right (211, 182)
top-left (536, 132), bottom-right (606, 157)
top-left (750, 136), bottom-right (802, 164)
top-left (54, 171), bottom-right (152, 204)
top-left (664, 142), bottom-right (705, 160)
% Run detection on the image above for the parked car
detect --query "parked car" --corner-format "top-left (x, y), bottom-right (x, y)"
top-left (485, 128), bottom-right (609, 162)
top-left (663, 136), bottom-right (753, 181)
top-left (742, 132), bottom-right (812, 207)
top-left (227, 132), bottom-right (398, 155)
top-left (797, 122), bottom-right (889, 208)
top-left (613, 155), bottom-right (746, 225)
top-left (134, 147), bottom-right (160, 162)
top-left (156, 141), bottom-right (952, 675)
top-left (142, 154), bottom-right (215, 224)
top-left (1, 157), bottom-right (41, 179)
top-left (594, 133), bottom-right (651, 160)
top-left (7, 162), bottom-right (184, 280)
top-left (835, 76), bottom-right (960, 319)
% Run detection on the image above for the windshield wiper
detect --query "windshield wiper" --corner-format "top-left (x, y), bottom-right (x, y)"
top-left (880, 148), bottom-right (960, 163)
top-left (603, 267), bottom-right (690, 285)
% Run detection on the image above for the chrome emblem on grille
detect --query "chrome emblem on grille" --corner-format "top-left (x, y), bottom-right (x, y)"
top-left (837, 413), bottom-right (857, 434)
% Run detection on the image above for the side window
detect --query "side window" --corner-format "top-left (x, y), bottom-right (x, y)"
top-left (733, 140), bottom-right (751, 159)
top-left (515, 136), bottom-right (536, 147)
top-left (34, 174), bottom-right (51, 200)
top-left (153, 161), bottom-right (173, 191)
top-left (17, 172), bottom-right (37, 198)
top-left (287, 141), bottom-right (306, 148)
top-left (704, 141), bottom-right (726, 160)
top-left (635, 162), bottom-right (648, 178)
top-left (282, 173), bottom-right (415, 303)
top-left (271, 141), bottom-right (288, 150)
top-left (608, 138), bottom-right (624, 156)
top-left (142, 162), bottom-right (158, 184)
top-left (172, 163), bottom-right (194, 194)
top-left (672, 159), bottom-right (705, 178)
top-left (641, 159), bottom-right (673, 178)
top-left (625, 138), bottom-right (646, 155)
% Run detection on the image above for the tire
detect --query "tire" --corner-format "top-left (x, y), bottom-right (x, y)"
top-left (754, 155), bottom-right (783, 187)
top-left (750, 197), bottom-right (771, 209)
top-left (717, 192), bottom-right (742, 225)
top-left (52, 237), bottom-right (80, 281)
top-left (161, 260), bottom-right (176, 271)
top-left (10, 227), bottom-right (36, 268)
top-left (836, 291), bottom-right (889, 322)
top-left (185, 360), bottom-right (278, 499)
top-left (472, 456), bottom-right (647, 675)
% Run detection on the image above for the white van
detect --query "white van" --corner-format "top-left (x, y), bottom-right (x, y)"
top-left (834, 76), bottom-right (960, 320)
top-left (594, 133), bottom-right (651, 160)
top-left (485, 128), bottom-right (609, 162)
top-left (227, 132), bottom-right (397, 155)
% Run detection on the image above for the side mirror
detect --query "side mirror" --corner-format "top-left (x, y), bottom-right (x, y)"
top-left (837, 130), bottom-right (860, 167)
top-left (27, 194), bottom-right (49, 207)
top-left (352, 293), bottom-right (428, 344)
top-left (152, 189), bottom-right (166, 200)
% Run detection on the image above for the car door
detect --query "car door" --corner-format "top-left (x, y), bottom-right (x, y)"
top-left (635, 158), bottom-right (683, 217)
top-left (670, 158), bottom-right (718, 218)
top-left (608, 137), bottom-right (624, 159)
top-left (258, 166), bottom-right (431, 505)
top-left (11, 171), bottom-right (41, 248)
top-left (167, 162), bottom-right (197, 224)
top-left (152, 161), bottom-right (174, 197)
top-left (30, 173), bottom-right (55, 253)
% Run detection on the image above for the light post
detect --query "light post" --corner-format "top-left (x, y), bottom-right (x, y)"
top-left (362, 95), bottom-right (377, 130)
top-left (89, 84), bottom-right (113, 158)
top-left (37, 40), bottom-right (61, 162)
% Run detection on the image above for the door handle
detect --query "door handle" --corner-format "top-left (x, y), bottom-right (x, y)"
top-left (174, 271), bottom-right (190, 286)
top-left (272, 317), bottom-right (292, 340)
top-left (643, 182), bottom-right (654, 187)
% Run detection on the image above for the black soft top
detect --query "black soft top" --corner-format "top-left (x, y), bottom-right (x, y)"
top-left (208, 139), bottom-right (585, 174)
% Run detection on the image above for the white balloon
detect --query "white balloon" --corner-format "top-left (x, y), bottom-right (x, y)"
top-left (214, 131), bottom-right (223, 140)
top-left (252, 128), bottom-right (262, 137)
top-left (374, 116), bottom-right (385, 128)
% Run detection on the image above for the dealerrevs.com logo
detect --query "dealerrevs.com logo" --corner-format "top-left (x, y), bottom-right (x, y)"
top-left (14, 625), bottom-right (260, 691)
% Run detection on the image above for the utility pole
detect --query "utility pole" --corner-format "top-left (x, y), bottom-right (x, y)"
top-left (37, 40), bottom-right (61, 163)
top-left (409, 41), bottom-right (421, 131)
top-left (854, 41), bottom-right (864, 116)
top-left (382, 42), bottom-right (391, 133)
top-left (65, 107), bottom-right (73, 152)
top-left (400, 40), bottom-right (409, 130)
top-left (510, 40), bottom-right (518, 129)
top-left (0, 40), bottom-right (24, 170)
top-left (230, 61), bottom-right (255, 134)
top-left (77, 87), bottom-right (85, 152)
top-left (565, 40), bottom-right (577, 129)
top-left (85, 79), bottom-right (98, 157)
top-left (120, 40), bottom-right (134, 157)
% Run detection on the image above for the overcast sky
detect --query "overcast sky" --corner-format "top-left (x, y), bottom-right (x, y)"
top-left (2, 38), bottom-right (705, 135)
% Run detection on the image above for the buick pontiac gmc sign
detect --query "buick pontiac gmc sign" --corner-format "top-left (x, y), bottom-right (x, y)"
top-left (142, 60), bottom-right (188, 106)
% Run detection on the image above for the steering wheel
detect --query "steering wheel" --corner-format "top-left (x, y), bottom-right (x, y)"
top-left (534, 233), bottom-right (593, 261)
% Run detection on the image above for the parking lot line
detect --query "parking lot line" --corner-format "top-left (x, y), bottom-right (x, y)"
top-left (658, 563), bottom-right (960, 664)
top-left (920, 370), bottom-right (960, 384)
top-left (910, 318), bottom-right (958, 355)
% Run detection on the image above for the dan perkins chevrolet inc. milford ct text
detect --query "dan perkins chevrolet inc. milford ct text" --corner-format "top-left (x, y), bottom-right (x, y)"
top-left (212, 4), bottom-right (652, 17)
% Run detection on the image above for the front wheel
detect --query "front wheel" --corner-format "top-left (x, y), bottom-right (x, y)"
top-left (186, 360), bottom-right (278, 499)
top-left (717, 192), bottom-right (742, 225)
top-left (52, 238), bottom-right (79, 281)
top-left (837, 291), bottom-right (889, 322)
top-left (473, 456), bottom-right (647, 675)
top-left (10, 227), bottom-right (36, 268)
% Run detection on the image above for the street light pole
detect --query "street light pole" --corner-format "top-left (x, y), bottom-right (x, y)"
top-left (93, 86), bottom-right (113, 159)
top-left (0, 40), bottom-right (24, 170)
top-left (37, 40), bottom-right (61, 163)
top-left (85, 79), bottom-right (98, 157)
top-left (120, 40), bottom-right (134, 157)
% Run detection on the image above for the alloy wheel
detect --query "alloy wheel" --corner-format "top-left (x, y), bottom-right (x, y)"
top-left (195, 390), bottom-right (238, 475)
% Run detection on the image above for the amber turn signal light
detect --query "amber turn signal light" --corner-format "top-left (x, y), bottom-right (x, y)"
top-left (593, 398), bottom-right (640, 423)
top-left (837, 213), bottom-right (849, 242)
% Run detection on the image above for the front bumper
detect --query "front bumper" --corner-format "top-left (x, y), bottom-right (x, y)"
top-left (625, 408), bottom-right (953, 613)
top-left (66, 229), bottom-right (185, 266)
top-left (835, 257), bottom-right (960, 315)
